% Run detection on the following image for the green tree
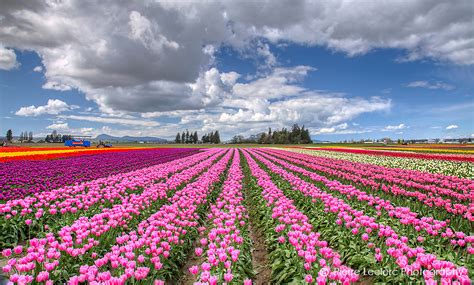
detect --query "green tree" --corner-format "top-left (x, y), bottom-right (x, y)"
top-left (193, 131), bottom-right (198, 144)
top-left (185, 130), bottom-right (190, 144)
top-left (290, 124), bottom-right (301, 144)
top-left (212, 131), bottom-right (220, 144)
top-left (6, 129), bottom-right (13, 142)
top-left (301, 126), bottom-right (312, 144)
top-left (175, 133), bottom-right (181, 143)
top-left (263, 128), bottom-right (272, 144)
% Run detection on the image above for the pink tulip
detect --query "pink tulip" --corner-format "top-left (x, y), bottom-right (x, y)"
top-left (36, 271), bottom-right (49, 282)
top-left (2, 265), bottom-right (11, 273)
top-left (189, 265), bottom-right (199, 275)
top-left (195, 247), bottom-right (203, 256)
top-left (13, 246), bottom-right (23, 255)
top-left (224, 272), bottom-right (233, 282)
top-left (2, 249), bottom-right (12, 257)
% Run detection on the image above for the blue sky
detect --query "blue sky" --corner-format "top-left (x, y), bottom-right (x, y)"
top-left (0, 1), bottom-right (472, 141)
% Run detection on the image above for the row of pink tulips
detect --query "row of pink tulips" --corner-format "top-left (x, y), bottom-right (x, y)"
top-left (67, 149), bottom-right (234, 284)
top-left (286, 149), bottom-right (473, 202)
top-left (288, 149), bottom-right (474, 193)
top-left (274, 149), bottom-right (473, 220)
top-left (0, 149), bottom-right (220, 249)
top-left (2, 149), bottom-right (227, 283)
top-left (188, 150), bottom-right (253, 284)
top-left (56, 148), bottom-right (226, 256)
top-left (249, 149), bottom-right (471, 284)
top-left (1, 149), bottom-right (219, 222)
top-left (257, 149), bottom-right (474, 254)
top-left (243, 150), bottom-right (359, 284)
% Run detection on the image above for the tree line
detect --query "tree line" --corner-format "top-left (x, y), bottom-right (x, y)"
top-left (175, 130), bottom-right (221, 144)
top-left (45, 130), bottom-right (73, 143)
top-left (19, 131), bottom-right (34, 142)
top-left (231, 124), bottom-right (312, 144)
top-left (5, 124), bottom-right (310, 145)
top-left (4, 129), bottom-right (34, 143)
top-left (3, 129), bottom-right (74, 143)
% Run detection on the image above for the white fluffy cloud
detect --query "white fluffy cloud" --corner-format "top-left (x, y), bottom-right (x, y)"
top-left (0, 45), bottom-right (19, 70)
top-left (37, 65), bottom-right (390, 139)
top-left (2, 1), bottom-right (471, 137)
top-left (15, 99), bottom-right (73, 117)
top-left (175, 67), bottom-right (392, 138)
top-left (315, 123), bottom-right (349, 135)
top-left (406, 81), bottom-right (455, 90)
top-left (46, 122), bottom-right (69, 130)
top-left (382, 123), bottom-right (407, 131)
top-left (226, 1), bottom-right (474, 64)
top-left (446, 124), bottom-right (458, 130)
top-left (232, 66), bottom-right (313, 99)
top-left (0, 1), bottom-right (471, 114)
top-left (33, 66), bottom-right (43, 72)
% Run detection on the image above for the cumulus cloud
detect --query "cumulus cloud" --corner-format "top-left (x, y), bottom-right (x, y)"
top-left (33, 65), bottom-right (43, 72)
top-left (15, 99), bottom-right (73, 116)
top-left (0, 45), bottom-right (19, 70)
top-left (382, 123), bottom-right (407, 131)
top-left (2, 0), bottom-right (471, 137)
top-left (0, 0), bottom-right (471, 115)
top-left (198, 90), bottom-right (391, 138)
top-left (228, 1), bottom-right (474, 65)
top-left (46, 122), bottom-right (68, 130)
top-left (406, 81), bottom-right (455, 90)
top-left (446, 124), bottom-right (458, 130)
top-left (314, 123), bottom-right (350, 135)
top-left (256, 42), bottom-right (277, 69)
top-left (238, 40), bottom-right (278, 72)
top-left (232, 66), bottom-right (314, 100)
top-left (128, 11), bottom-right (179, 52)
top-left (133, 65), bottom-right (390, 138)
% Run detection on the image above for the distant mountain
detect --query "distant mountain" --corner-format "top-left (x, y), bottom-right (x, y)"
top-left (95, 134), bottom-right (167, 142)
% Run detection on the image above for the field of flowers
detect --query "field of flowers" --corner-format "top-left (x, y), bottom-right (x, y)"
top-left (0, 147), bottom-right (154, 162)
top-left (284, 148), bottom-right (474, 179)
top-left (0, 146), bottom-right (472, 284)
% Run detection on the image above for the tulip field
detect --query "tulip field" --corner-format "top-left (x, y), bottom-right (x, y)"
top-left (0, 146), bottom-right (473, 284)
